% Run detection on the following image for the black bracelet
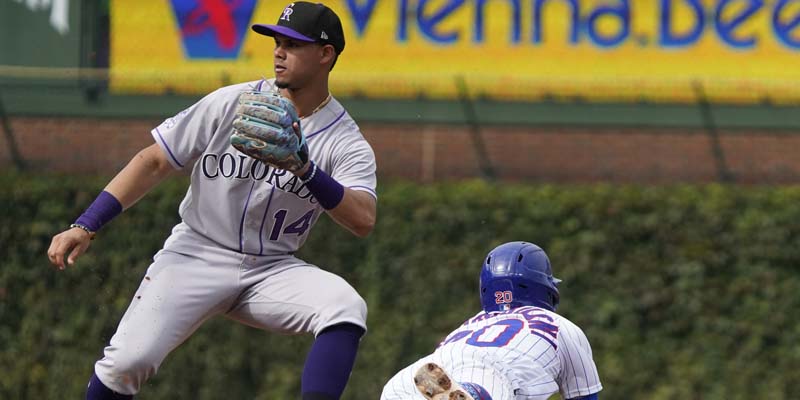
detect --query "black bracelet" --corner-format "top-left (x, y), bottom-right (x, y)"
top-left (299, 161), bottom-right (345, 210)
top-left (300, 162), bottom-right (318, 183)
top-left (70, 223), bottom-right (96, 240)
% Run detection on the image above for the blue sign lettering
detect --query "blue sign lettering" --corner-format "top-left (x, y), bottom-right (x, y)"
top-left (714, 0), bottom-right (763, 48)
top-left (533, 0), bottom-right (580, 44)
top-left (398, 0), bottom-right (411, 41)
top-left (659, 0), bottom-right (705, 47)
top-left (474, 0), bottom-right (521, 43)
top-left (350, 0), bottom-right (800, 50)
top-left (346, 0), bottom-right (379, 36)
top-left (417, 0), bottom-right (465, 44)
top-left (773, 0), bottom-right (800, 49)
top-left (586, 0), bottom-right (630, 47)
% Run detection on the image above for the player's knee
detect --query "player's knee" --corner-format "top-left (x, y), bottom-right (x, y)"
top-left (349, 293), bottom-right (368, 320)
top-left (114, 354), bottom-right (156, 377)
top-left (356, 296), bottom-right (368, 326)
top-left (316, 289), bottom-right (367, 333)
top-left (96, 350), bottom-right (159, 394)
top-left (333, 289), bottom-right (367, 321)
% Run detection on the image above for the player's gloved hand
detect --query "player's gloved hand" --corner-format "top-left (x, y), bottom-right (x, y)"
top-left (231, 91), bottom-right (309, 173)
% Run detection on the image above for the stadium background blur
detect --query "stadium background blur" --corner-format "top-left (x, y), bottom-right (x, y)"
top-left (2, 1), bottom-right (799, 399)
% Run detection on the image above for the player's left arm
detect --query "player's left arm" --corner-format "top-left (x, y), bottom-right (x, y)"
top-left (325, 188), bottom-right (376, 237)
top-left (289, 131), bottom-right (377, 238)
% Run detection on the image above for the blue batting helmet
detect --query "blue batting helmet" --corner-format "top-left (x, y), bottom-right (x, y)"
top-left (480, 242), bottom-right (561, 312)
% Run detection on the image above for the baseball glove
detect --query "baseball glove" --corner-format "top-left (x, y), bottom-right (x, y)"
top-left (231, 91), bottom-right (309, 172)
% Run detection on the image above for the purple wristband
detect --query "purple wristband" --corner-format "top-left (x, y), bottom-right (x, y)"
top-left (74, 190), bottom-right (123, 232)
top-left (301, 161), bottom-right (344, 210)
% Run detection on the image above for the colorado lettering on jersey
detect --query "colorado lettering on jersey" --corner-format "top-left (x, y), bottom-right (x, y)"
top-left (201, 151), bottom-right (317, 204)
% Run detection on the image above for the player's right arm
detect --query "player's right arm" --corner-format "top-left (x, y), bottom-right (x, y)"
top-left (103, 143), bottom-right (175, 209)
top-left (47, 143), bottom-right (175, 270)
top-left (556, 319), bottom-right (602, 399)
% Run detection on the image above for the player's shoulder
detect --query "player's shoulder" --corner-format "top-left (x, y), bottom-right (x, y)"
top-left (476, 306), bottom-right (586, 337)
top-left (315, 97), bottom-right (369, 144)
top-left (550, 311), bottom-right (594, 350)
top-left (326, 97), bottom-right (360, 133)
top-left (210, 79), bottom-right (269, 98)
top-left (551, 311), bottom-right (583, 333)
top-left (191, 79), bottom-right (269, 113)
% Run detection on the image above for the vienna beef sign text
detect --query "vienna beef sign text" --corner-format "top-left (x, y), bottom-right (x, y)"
top-left (111, 0), bottom-right (800, 103)
top-left (344, 0), bottom-right (800, 49)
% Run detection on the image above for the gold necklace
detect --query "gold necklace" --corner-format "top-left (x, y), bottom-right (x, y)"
top-left (301, 94), bottom-right (332, 119)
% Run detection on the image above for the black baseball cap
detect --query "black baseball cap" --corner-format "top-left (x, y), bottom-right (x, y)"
top-left (252, 2), bottom-right (345, 54)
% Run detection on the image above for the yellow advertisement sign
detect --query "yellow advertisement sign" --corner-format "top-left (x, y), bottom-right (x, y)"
top-left (111, 0), bottom-right (800, 103)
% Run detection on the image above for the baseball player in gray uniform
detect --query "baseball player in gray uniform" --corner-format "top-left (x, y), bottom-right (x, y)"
top-left (46, 3), bottom-right (375, 399)
top-left (381, 242), bottom-right (602, 400)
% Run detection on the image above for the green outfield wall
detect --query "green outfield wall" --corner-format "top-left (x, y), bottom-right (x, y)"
top-left (0, 1), bottom-right (81, 68)
top-left (3, 85), bottom-right (800, 129)
top-left (2, 173), bottom-right (799, 399)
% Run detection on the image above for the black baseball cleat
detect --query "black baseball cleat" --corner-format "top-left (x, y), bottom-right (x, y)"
top-left (413, 363), bottom-right (475, 400)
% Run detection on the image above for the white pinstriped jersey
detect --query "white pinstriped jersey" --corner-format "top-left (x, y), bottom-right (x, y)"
top-left (151, 78), bottom-right (377, 256)
top-left (381, 306), bottom-right (601, 400)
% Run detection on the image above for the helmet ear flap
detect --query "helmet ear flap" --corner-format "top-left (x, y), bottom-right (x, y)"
top-left (550, 291), bottom-right (559, 311)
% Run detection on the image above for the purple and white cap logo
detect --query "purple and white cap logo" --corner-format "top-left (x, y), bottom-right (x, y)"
top-left (251, 1), bottom-right (346, 54)
top-left (280, 4), bottom-right (294, 21)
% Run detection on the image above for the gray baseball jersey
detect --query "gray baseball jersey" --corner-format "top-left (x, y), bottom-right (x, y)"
top-left (152, 78), bottom-right (377, 255)
top-left (381, 306), bottom-right (602, 400)
top-left (93, 79), bottom-right (376, 395)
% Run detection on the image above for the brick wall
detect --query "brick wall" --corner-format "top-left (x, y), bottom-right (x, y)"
top-left (2, 116), bottom-right (799, 184)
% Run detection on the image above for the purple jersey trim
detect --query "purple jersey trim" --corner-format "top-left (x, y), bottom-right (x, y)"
top-left (238, 181), bottom-right (257, 253)
top-left (532, 331), bottom-right (558, 350)
top-left (348, 185), bottom-right (377, 198)
top-left (306, 111), bottom-right (346, 140)
top-left (257, 187), bottom-right (277, 256)
top-left (256, 79), bottom-right (265, 91)
top-left (154, 127), bottom-right (184, 168)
